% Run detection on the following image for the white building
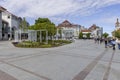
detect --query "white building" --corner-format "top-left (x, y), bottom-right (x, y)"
top-left (81, 29), bottom-right (91, 38)
top-left (57, 20), bottom-right (81, 39)
top-left (0, 6), bottom-right (22, 40)
top-left (112, 18), bottom-right (120, 38)
top-left (115, 18), bottom-right (120, 30)
top-left (88, 24), bottom-right (103, 38)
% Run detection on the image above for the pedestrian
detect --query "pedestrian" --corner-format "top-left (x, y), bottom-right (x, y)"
top-left (118, 43), bottom-right (120, 50)
top-left (116, 39), bottom-right (120, 50)
top-left (108, 39), bottom-right (112, 47)
top-left (100, 38), bottom-right (103, 44)
top-left (97, 38), bottom-right (100, 44)
top-left (111, 39), bottom-right (116, 50)
top-left (8, 34), bottom-right (10, 40)
top-left (104, 38), bottom-right (108, 48)
top-left (94, 38), bottom-right (97, 44)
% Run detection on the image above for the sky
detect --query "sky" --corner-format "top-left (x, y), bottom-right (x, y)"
top-left (0, 0), bottom-right (120, 36)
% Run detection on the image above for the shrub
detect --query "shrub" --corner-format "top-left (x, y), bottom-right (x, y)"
top-left (40, 44), bottom-right (52, 48)
top-left (79, 32), bottom-right (83, 39)
top-left (115, 30), bottom-right (120, 39)
top-left (13, 40), bottom-right (72, 48)
top-left (54, 40), bottom-right (72, 44)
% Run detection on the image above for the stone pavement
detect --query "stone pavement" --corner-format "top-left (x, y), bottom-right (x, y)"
top-left (0, 40), bottom-right (119, 80)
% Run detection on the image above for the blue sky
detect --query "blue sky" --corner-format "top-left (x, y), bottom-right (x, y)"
top-left (1, 0), bottom-right (120, 36)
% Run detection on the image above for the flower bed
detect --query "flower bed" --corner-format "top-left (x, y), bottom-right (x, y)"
top-left (12, 40), bottom-right (72, 48)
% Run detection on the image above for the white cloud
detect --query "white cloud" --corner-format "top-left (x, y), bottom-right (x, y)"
top-left (87, 16), bottom-right (118, 35)
top-left (92, 16), bottom-right (118, 25)
top-left (49, 17), bottom-right (66, 24)
top-left (1, 0), bottom-right (120, 18)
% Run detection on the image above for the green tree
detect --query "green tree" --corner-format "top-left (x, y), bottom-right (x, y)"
top-left (29, 18), bottom-right (56, 40)
top-left (102, 32), bottom-right (109, 38)
top-left (112, 31), bottom-right (115, 37)
top-left (19, 17), bottom-right (28, 39)
top-left (115, 30), bottom-right (120, 39)
top-left (79, 32), bottom-right (83, 39)
top-left (19, 17), bottom-right (28, 32)
top-left (86, 33), bottom-right (91, 39)
top-left (58, 28), bottom-right (62, 38)
top-left (35, 18), bottom-right (51, 24)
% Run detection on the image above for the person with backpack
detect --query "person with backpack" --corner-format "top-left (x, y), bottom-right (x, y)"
top-left (111, 39), bottom-right (116, 50)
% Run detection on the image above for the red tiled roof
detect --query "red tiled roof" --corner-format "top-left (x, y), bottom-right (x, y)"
top-left (81, 30), bottom-right (91, 32)
top-left (88, 24), bottom-right (97, 30)
top-left (58, 20), bottom-right (73, 28)
top-left (63, 20), bottom-right (70, 23)
top-left (57, 20), bottom-right (81, 28)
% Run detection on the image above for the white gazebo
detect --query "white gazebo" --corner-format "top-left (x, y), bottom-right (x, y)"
top-left (14, 29), bottom-right (48, 44)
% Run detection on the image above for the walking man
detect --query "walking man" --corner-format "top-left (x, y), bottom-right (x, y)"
top-left (111, 39), bottom-right (116, 50)
top-left (104, 38), bottom-right (108, 48)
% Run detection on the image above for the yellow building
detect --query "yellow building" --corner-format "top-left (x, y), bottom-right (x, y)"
top-left (112, 18), bottom-right (120, 38)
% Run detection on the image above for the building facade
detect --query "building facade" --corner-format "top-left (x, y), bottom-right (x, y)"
top-left (57, 20), bottom-right (103, 39)
top-left (88, 24), bottom-right (103, 38)
top-left (81, 30), bottom-right (91, 38)
top-left (112, 18), bottom-right (120, 38)
top-left (0, 6), bottom-right (22, 40)
top-left (115, 18), bottom-right (120, 30)
top-left (57, 20), bottom-right (81, 39)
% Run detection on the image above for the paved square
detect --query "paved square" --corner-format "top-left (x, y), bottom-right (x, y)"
top-left (0, 40), bottom-right (119, 80)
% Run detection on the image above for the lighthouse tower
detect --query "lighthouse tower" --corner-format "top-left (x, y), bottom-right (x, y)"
top-left (115, 18), bottom-right (120, 30)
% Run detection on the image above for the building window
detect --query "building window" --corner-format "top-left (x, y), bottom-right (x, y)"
top-left (8, 16), bottom-right (10, 19)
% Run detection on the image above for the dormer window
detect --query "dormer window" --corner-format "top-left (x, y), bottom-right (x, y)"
top-left (8, 16), bottom-right (10, 19)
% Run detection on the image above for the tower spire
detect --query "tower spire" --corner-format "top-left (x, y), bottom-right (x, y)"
top-left (115, 18), bottom-right (120, 30)
top-left (117, 18), bottom-right (119, 22)
top-left (116, 18), bottom-right (119, 27)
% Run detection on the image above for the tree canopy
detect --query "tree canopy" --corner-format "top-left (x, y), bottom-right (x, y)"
top-left (79, 32), bottom-right (83, 39)
top-left (29, 18), bottom-right (57, 40)
top-left (115, 30), bottom-right (120, 38)
top-left (58, 28), bottom-right (62, 38)
top-left (19, 17), bottom-right (28, 31)
top-left (86, 33), bottom-right (91, 39)
top-left (35, 18), bottom-right (51, 24)
top-left (102, 32), bottom-right (109, 38)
